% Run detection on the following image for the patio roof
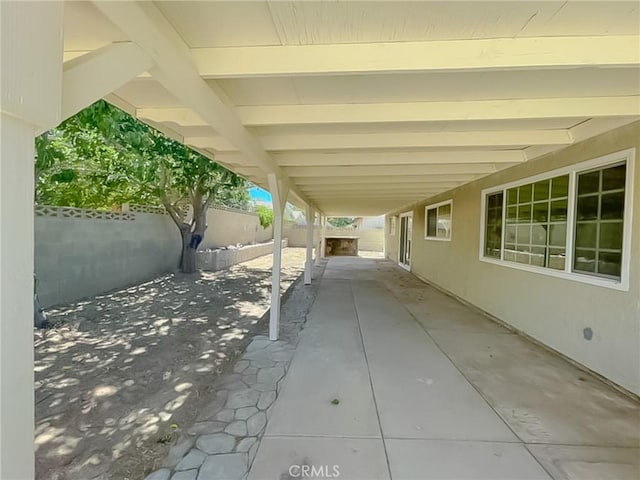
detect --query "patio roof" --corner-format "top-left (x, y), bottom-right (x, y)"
top-left (63, 1), bottom-right (640, 216)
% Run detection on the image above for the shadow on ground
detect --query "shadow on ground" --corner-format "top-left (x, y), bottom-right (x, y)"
top-left (34, 248), bottom-right (306, 480)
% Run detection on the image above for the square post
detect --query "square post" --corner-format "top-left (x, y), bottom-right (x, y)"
top-left (267, 173), bottom-right (289, 340)
top-left (1, 2), bottom-right (63, 478)
top-left (304, 205), bottom-right (315, 285)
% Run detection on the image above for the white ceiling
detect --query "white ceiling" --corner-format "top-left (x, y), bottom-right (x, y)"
top-left (63, 0), bottom-right (640, 216)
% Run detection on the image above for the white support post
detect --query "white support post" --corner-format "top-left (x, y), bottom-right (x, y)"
top-left (267, 173), bottom-right (289, 341)
top-left (304, 205), bottom-right (315, 285)
top-left (0, 2), bottom-right (63, 478)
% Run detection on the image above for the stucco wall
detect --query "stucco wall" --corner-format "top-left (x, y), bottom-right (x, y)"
top-left (385, 122), bottom-right (640, 395)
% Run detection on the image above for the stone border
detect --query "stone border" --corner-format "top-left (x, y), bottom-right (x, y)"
top-left (144, 261), bottom-right (327, 480)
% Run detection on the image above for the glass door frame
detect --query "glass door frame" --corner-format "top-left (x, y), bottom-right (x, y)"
top-left (398, 211), bottom-right (413, 271)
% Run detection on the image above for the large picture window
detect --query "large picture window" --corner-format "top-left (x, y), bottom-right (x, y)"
top-left (425, 200), bottom-right (452, 240)
top-left (480, 149), bottom-right (634, 290)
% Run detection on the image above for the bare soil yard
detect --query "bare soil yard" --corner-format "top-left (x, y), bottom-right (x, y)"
top-left (34, 248), bottom-right (306, 480)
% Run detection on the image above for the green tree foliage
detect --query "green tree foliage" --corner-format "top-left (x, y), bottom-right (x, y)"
top-left (256, 205), bottom-right (274, 229)
top-left (328, 217), bottom-right (355, 228)
top-left (35, 100), bottom-right (249, 272)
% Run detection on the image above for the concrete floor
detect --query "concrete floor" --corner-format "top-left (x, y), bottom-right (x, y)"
top-left (249, 257), bottom-right (640, 480)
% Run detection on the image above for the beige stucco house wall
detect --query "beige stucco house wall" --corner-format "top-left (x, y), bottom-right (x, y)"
top-left (385, 122), bottom-right (640, 395)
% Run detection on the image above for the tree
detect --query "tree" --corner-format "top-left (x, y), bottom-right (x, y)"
top-left (328, 217), bottom-right (356, 228)
top-left (256, 205), bottom-right (274, 229)
top-left (35, 100), bottom-right (249, 273)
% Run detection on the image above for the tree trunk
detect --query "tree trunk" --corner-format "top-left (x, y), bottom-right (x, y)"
top-left (179, 227), bottom-right (198, 274)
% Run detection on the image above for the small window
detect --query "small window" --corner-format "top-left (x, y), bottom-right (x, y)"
top-left (484, 192), bottom-right (503, 258)
top-left (425, 200), bottom-right (452, 240)
top-left (390, 216), bottom-right (397, 236)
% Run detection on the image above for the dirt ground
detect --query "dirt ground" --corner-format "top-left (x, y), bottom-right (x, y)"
top-left (34, 248), bottom-right (306, 480)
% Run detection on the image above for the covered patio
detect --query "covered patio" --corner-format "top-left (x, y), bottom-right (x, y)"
top-left (1, 1), bottom-right (639, 479)
top-left (249, 256), bottom-right (638, 480)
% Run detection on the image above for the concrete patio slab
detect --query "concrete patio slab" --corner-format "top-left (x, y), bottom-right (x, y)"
top-left (248, 437), bottom-right (389, 480)
top-left (526, 444), bottom-right (640, 480)
top-left (386, 439), bottom-right (551, 479)
top-left (352, 280), bottom-right (518, 442)
top-left (265, 280), bottom-right (380, 438)
top-left (429, 330), bottom-right (640, 446)
top-left (248, 256), bottom-right (640, 480)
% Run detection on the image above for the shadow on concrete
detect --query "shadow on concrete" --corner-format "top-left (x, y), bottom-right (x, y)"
top-left (34, 249), bottom-right (305, 480)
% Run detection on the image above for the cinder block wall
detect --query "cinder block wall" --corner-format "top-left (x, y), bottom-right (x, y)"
top-left (203, 208), bottom-right (272, 248)
top-left (284, 224), bottom-right (384, 252)
top-left (35, 211), bottom-right (181, 308)
top-left (36, 207), bottom-right (276, 308)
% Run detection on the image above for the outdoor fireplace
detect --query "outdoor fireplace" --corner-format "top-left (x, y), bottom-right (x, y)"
top-left (325, 236), bottom-right (359, 256)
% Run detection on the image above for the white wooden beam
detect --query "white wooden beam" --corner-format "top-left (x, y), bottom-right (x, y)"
top-left (192, 36), bottom-right (640, 78)
top-left (92, 1), bottom-right (315, 211)
top-left (136, 96), bottom-right (640, 128)
top-left (238, 97), bottom-right (640, 127)
top-left (286, 164), bottom-right (498, 177)
top-left (273, 150), bottom-right (525, 166)
top-left (300, 182), bottom-right (461, 191)
top-left (62, 43), bottom-right (153, 122)
top-left (293, 174), bottom-right (482, 185)
top-left (185, 130), bottom-right (568, 151)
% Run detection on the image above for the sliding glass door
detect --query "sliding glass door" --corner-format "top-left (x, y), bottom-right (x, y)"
top-left (399, 212), bottom-right (413, 270)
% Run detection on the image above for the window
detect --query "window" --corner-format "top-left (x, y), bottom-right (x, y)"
top-left (574, 163), bottom-right (626, 278)
top-left (390, 216), bottom-right (397, 236)
top-left (480, 149), bottom-right (634, 290)
top-left (484, 192), bottom-right (503, 258)
top-left (425, 200), bottom-right (452, 240)
top-left (503, 174), bottom-right (569, 269)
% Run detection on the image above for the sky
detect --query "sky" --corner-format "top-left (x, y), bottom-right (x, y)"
top-left (249, 186), bottom-right (272, 205)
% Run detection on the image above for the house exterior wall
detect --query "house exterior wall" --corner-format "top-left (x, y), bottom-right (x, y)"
top-left (385, 121), bottom-right (640, 395)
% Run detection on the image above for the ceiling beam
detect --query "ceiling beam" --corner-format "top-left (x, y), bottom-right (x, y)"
top-left (293, 174), bottom-right (483, 185)
top-left (286, 163), bottom-right (498, 177)
top-left (191, 36), bottom-right (640, 78)
top-left (237, 96), bottom-right (639, 126)
top-left (271, 151), bottom-right (525, 166)
top-left (301, 184), bottom-right (461, 192)
top-left (62, 42), bottom-right (153, 122)
top-left (185, 130), bottom-right (569, 152)
top-left (138, 96), bottom-right (639, 128)
top-left (92, 1), bottom-right (315, 211)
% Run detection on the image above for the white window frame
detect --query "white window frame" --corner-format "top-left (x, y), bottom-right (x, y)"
top-left (389, 216), bottom-right (397, 236)
top-left (424, 199), bottom-right (453, 241)
top-left (479, 148), bottom-right (635, 291)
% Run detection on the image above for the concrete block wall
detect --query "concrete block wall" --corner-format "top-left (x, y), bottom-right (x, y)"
top-left (197, 239), bottom-right (288, 271)
top-left (283, 224), bottom-right (384, 252)
top-left (203, 208), bottom-right (272, 248)
top-left (35, 206), bottom-right (276, 308)
top-left (35, 211), bottom-right (181, 308)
